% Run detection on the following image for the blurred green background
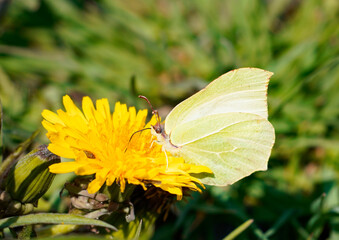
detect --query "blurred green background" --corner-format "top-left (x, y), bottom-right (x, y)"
top-left (0, 0), bottom-right (339, 239)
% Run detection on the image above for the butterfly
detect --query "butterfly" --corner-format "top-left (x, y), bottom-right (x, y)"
top-left (144, 68), bottom-right (275, 186)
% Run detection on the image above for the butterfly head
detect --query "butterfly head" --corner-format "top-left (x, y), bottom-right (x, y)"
top-left (138, 95), bottom-right (170, 142)
top-left (139, 95), bottom-right (164, 133)
top-left (150, 109), bottom-right (163, 133)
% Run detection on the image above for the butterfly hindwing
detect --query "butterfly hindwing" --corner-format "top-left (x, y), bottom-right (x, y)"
top-left (170, 112), bottom-right (275, 185)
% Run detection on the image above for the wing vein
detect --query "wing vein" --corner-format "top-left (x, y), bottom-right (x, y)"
top-left (177, 120), bottom-right (252, 145)
top-left (178, 119), bottom-right (270, 146)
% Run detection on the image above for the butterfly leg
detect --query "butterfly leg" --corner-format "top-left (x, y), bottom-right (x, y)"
top-left (150, 139), bottom-right (156, 149)
top-left (162, 146), bottom-right (169, 168)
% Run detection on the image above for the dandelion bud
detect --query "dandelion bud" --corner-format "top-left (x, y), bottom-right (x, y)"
top-left (5, 145), bottom-right (60, 204)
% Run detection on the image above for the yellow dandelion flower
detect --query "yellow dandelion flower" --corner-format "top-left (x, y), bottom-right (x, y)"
top-left (42, 95), bottom-right (212, 200)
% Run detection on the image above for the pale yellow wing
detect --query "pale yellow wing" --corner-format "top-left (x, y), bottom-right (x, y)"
top-left (170, 112), bottom-right (275, 186)
top-left (165, 68), bottom-right (273, 135)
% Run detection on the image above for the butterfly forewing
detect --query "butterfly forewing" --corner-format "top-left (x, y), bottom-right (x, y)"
top-left (164, 68), bottom-right (273, 135)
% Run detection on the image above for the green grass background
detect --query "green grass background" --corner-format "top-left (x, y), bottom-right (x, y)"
top-left (0, 0), bottom-right (339, 239)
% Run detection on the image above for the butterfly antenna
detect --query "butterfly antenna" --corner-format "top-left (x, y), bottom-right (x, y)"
top-left (124, 128), bottom-right (151, 153)
top-left (138, 95), bottom-right (161, 125)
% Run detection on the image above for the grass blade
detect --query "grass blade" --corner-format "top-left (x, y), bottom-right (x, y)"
top-left (264, 209), bottom-right (295, 238)
top-left (223, 219), bottom-right (254, 240)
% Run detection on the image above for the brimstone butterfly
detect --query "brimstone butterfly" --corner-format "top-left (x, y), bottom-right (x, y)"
top-left (148, 68), bottom-right (275, 186)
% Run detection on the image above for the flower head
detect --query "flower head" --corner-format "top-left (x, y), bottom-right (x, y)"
top-left (42, 95), bottom-right (211, 200)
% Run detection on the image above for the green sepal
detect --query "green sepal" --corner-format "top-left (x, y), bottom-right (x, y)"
top-left (5, 145), bottom-right (60, 204)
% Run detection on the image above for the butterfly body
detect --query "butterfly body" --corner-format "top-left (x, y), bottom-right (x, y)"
top-left (150, 125), bottom-right (180, 155)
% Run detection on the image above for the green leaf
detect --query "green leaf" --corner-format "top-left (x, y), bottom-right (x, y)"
top-left (0, 213), bottom-right (117, 230)
top-left (36, 236), bottom-right (108, 240)
top-left (0, 98), bottom-right (2, 162)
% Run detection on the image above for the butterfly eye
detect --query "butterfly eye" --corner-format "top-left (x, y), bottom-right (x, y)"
top-left (155, 125), bottom-right (162, 134)
top-left (151, 124), bottom-right (161, 134)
